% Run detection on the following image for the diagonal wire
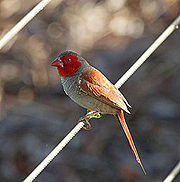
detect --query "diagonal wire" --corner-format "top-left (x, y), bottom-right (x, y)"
top-left (0, 0), bottom-right (63, 50)
top-left (115, 15), bottom-right (180, 88)
top-left (163, 161), bottom-right (180, 182)
top-left (23, 122), bottom-right (84, 182)
top-left (23, 15), bottom-right (180, 182)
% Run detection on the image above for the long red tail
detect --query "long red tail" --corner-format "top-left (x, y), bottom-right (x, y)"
top-left (117, 110), bottom-right (146, 174)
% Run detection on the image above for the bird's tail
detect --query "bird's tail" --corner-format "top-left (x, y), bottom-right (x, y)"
top-left (116, 110), bottom-right (146, 174)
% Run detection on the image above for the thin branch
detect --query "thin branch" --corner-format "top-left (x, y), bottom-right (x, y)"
top-left (0, 0), bottom-right (59, 50)
top-left (23, 15), bottom-right (180, 182)
top-left (163, 162), bottom-right (180, 182)
top-left (115, 15), bottom-right (180, 88)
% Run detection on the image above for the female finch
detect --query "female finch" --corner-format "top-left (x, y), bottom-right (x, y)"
top-left (51, 50), bottom-right (146, 173)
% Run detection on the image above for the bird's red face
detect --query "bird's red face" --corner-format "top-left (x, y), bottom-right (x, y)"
top-left (51, 56), bottom-right (82, 77)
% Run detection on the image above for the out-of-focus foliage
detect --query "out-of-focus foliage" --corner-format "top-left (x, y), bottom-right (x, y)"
top-left (0, 0), bottom-right (179, 182)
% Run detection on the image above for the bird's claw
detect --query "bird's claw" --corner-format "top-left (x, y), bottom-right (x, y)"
top-left (78, 117), bottom-right (91, 130)
top-left (83, 120), bottom-right (91, 130)
top-left (78, 111), bottom-right (101, 130)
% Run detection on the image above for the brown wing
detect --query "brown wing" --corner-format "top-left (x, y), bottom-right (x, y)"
top-left (78, 68), bottom-right (130, 113)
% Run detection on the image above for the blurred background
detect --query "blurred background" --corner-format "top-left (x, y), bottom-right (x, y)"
top-left (0, 0), bottom-right (180, 181)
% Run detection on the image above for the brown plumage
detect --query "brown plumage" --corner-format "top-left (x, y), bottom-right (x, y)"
top-left (51, 50), bottom-right (146, 174)
top-left (78, 69), bottom-right (130, 113)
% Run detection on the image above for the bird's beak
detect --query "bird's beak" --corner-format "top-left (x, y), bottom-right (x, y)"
top-left (51, 58), bottom-right (64, 68)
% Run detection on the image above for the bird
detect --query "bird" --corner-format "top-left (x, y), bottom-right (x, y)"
top-left (51, 50), bottom-right (146, 174)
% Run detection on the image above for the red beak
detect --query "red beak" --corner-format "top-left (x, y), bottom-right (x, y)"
top-left (51, 58), bottom-right (64, 68)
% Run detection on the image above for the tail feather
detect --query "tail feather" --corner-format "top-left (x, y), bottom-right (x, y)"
top-left (116, 110), bottom-right (146, 174)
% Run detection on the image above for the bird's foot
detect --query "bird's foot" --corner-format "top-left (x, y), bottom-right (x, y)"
top-left (78, 116), bottom-right (91, 130)
top-left (78, 111), bottom-right (101, 130)
top-left (87, 110), bottom-right (101, 119)
top-left (83, 120), bottom-right (91, 130)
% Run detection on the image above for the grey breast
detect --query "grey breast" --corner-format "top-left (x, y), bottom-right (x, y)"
top-left (61, 75), bottom-right (117, 114)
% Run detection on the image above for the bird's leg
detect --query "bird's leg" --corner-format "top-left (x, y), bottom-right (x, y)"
top-left (87, 110), bottom-right (101, 119)
top-left (78, 110), bottom-right (101, 130)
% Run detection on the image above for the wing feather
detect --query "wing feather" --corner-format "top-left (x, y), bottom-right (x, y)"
top-left (78, 69), bottom-right (130, 113)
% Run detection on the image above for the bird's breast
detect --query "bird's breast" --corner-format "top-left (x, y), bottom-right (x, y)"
top-left (61, 76), bottom-right (117, 114)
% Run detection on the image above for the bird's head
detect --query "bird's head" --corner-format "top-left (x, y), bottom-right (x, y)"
top-left (51, 51), bottom-right (83, 77)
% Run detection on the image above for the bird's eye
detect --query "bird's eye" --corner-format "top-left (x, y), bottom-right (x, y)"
top-left (65, 58), bottom-right (71, 63)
